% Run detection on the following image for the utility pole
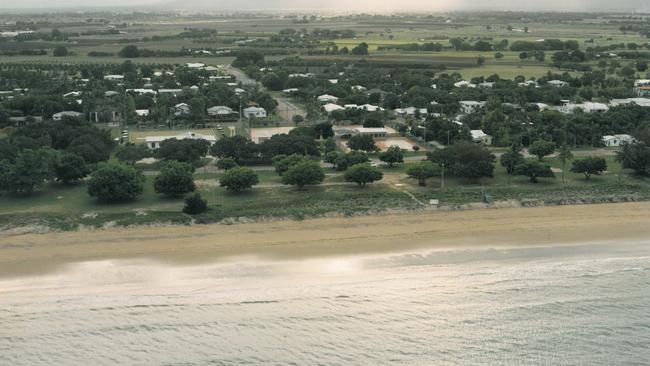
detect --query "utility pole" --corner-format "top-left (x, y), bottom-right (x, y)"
top-left (441, 163), bottom-right (445, 189)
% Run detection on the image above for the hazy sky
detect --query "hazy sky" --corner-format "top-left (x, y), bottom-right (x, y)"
top-left (1, 0), bottom-right (648, 12)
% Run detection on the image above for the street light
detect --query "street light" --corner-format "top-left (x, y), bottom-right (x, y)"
top-left (441, 162), bottom-right (445, 189)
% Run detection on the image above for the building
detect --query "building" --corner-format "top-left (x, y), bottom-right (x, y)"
top-left (459, 101), bottom-right (486, 114)
top-left (356, 127), bottom-right (388, 139)
top-left (174, 103), bottom-right (191, 117)
top-left (282, 88), bottom-right (299, 94)
top-left (103, 75), bottom-right (124, 82)
top-left (610, 98), bottom-right (650, 108)
top-left (207, 106), bottom-right (237, 117)
top-left (52, 111), bottom-right (83, 121)
top-left (317, 94), bottom-right (339, 103)
top-left (471, 130), bottom-right (493, 145)
top-left (186, 63), bottom-right (205, 69)
top-left (557, 102), bottom-right (609, 114)
top-left (547, 80), bottom-right (569, 88)
top-left (634, 80), bottom-right (650, 96)
top-left (602, 134), bottom-right (635, 147)
top-left (323, 103), bottom-right (345, 113)
top-left (143, 131), bottom-right (217, 150)
top-left (454, 80), bottom-right (477, 88)
top-left (394, 107), bottom-right (427, 116)
top-left (135, 109), bottom-right (150, 117)
top-left (242, 107), bottom-right (267, 119)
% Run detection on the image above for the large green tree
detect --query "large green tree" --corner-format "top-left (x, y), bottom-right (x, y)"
top-left (219, 167), bottom-right (259, 193)
top-left (54, 152), bottom-right (89, 184)
top-left (529, 140), bottom-right (555, 161)
top-left (514, 161), bottom-right (555, 183)
top-left (87, 162), bottom-right (145, 202)
top-left (570, 157), bottom-right (607, 180)
top-left (379, 146), bottom-right (404, 167)
top-left (154, 161), bottom-right (196, 197)
top-left (344, 164), bottom-right (383, 187)
top-left (406, 161), bottom-right (439, 186)
top-left (282, 161), bottom-right (325, 189)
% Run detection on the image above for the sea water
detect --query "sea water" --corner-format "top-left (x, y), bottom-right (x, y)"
top-left (1, 241), bottom-right (649, 365)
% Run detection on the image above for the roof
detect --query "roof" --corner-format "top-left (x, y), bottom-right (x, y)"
top-left (471, 130), bottom-right (490, 139)
top-left (323, 103), bottom-right (345, 113)
top-left (356, 127), bottom-right (388, 134)
top-left (144, 131), bottom-right (216, 143)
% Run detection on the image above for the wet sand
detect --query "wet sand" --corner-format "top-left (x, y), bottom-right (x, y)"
top-left (1, 202), bottom-right (649, 278)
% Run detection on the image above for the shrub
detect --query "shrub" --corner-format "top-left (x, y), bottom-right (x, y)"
top-left (219, 167), bottom-right (259, 193)
top-left (183, 192), bottom-right (208, 215)
top-left (87, 162), bottom-right (144, 202)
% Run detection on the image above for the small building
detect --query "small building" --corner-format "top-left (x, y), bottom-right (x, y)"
top-left (395, 106), bottom-right (427, 116)
top-left (135, 109), bottom-right (150, 117)
top-left (323, 103), bottom-right (345, 114)
top-left (104, 91), bottom-right (120, 97)
top-left (242, 106), bottom-right (267, 119)
top-left (63, 91), bottom-right (81, 98)
top-left (459, 101), bottom-right (486, 114)
top-left (52, 111), bottom-right (83, 121)
top-left (317, 94), bottom-right (339, 103)
top-left (454, 80), bottom-right (477, 88)
top-left (557, 102), bottom-right (609, 114)
top-left (356, 127), bottom-right (388, 139)
top-left (351, 85), bottom-right (367, 92)
top-left (207, 106), bottom-right (237, 117)
top-left (471, 130), bottom-right (493, 145)
top-left (610, 98), bottom-right (650, 108)
top-left (143, 131), bottom-right (217, 150)
top-left (174, 103), bottom-right (191, 117)
top-left (186, 63), bottom-right (205, 69)
top-left (547, 80), bottom-right (569, 88)
top-left (282, 88), bottom-right (299, 94)
top-left (104, 75), bottom-right (124, 82)
top-left (602, 134), bottom-right (635, 147)
top-left (634, 80), bottom-right (650, 96)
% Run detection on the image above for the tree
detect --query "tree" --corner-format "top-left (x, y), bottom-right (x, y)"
top-left (347, 134), bottom-right (377, 152)
top-left (500, 145), bottom-right (524, 175)
top-left (154, 139), bottom-right (210, 165)
top-left (334, 151), bottom-right (369, 171)
top-left (514, 161), bottom-right (555, 183)
top-left (118, 45), bottom-right (140, 58)
top-left (557, 145), bottom-right (574, 183)
top-left (87, 162), bottom-right (144, 202)
top-left (154, 161), bottom-right (196, 197)
top-left (219, 167), bottom-right (259, 193)
top-left (616, 142), bottom-right (650, 176)
top-left (272, 154), bottom-right (309, 175)
top-left (350, 42), bottom-right (369, 55)
top-left (428, 142), bottom-right (495, 182)
top-left (570, 157), bottom-right (607, 180)
top-left (528, 140), bottom-right (555, 161)
top-left (183, 192), bottom-right (208, 215)
top-left (115, 143), bottom-right (152, 165)
top-left (210, 135), bottom-right (258, 164)
top-left (0, 150), bottom-right (54, 194)
top-left (216, 157), bottom-right (238, 171)
top-left (476, 55), bottom-right (486, 66)
top-left (282, 161), bottom-right (324, 189)
top-left (406, 161), bottom-right (438, 186)
top-left (313, 122), bottom-right (334, 139)
top-left (54, 153), bottom-right (89, 184)
top-left (344, 164), bottom-right (383, 187)
top-left (292, 115), bottom-right (304, 124)
top-left (53, 46), bottom-right (69, 57)
top-left (379, 146), bottom-right (404, 167)
top-left (363, 116), bottom-right (383, 128)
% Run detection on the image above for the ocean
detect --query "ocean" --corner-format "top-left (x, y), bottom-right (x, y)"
top-left (1, 241), bottom-right (649, 365)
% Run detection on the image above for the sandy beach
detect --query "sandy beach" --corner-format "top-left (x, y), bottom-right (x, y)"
top-left (1, 201), bottom-right (649, 278)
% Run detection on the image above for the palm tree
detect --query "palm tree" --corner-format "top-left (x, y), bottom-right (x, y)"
top-left (557, 145), bottom-right (574, 183)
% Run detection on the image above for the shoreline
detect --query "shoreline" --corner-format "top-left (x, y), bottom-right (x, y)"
top-left (1, 201), bottom-right (649, 278)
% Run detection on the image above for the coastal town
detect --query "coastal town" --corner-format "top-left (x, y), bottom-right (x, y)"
top-left (1, 11), bottom-right (650, 229)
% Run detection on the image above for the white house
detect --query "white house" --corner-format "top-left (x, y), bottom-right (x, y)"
top-left (610, 98), bottom-right (650, 108)
top-left (359, 104), bottom-right (383, 112)
top-left (174, 103), bottom-right (191, 116)
top-left (63, 91), bottom-right (81, 98)
top-left (158, 89), bottom-right (183, 95)
top-left (282, 88), bottom-right (299, 94)
top-left (602, 134), bottom-right (635, 147)
top-left (557, 102), bottom-right (609, 114)
top-left (459, 101), bottom-right (486, 114)
top-left (479, 82), bottom-right (495, 88)
top-left (518, 80), bottom-right (539, 88)
top-left (126, 88), bottom-right (156, 95)
top-left (547, 80), bottom-right (569, 88)
top-left (243, 107), bottom-right (267, 119)
top-left (104, 74), bottom-right (124, 81)
top-left (471, 130), bottom-right (493, 145)
top-left (104, 91), bottom-right (120, 97)
top-left (186, 63), bottom-right (205, 69)
top-left (143, 131), bottom-right (217, 150)
top-left (395, 107), bottom-right (427, 116)
top-left (323, 103), bottom-right (345, 113)
top-left (53, 111), bottom-right (83, 121)
top-left (454, 80), bottom-right (477, 88)
top-left (207, 106), bottom-right (236, 117)
top-left (351, 85), bottom-right (367, 92)
top-left (317, 94), bottom-right (339, 103)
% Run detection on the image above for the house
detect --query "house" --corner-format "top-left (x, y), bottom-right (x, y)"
top-left (602, 134), bottom-right (635, 147)
top-left (323, 103), bottom-right (345, 113)
top-left (158, 89), bottom-right (183, 95)
top-left (518, 80), bottom-right (539, 88)
top-left (365, 88), bottom-right (386, 97)
top-left (471, 130), bottom-right (493, 145)
top-left (174, 103), bottom-right (191, 117)
top-left (459, 101), bottom-right (486, 114)
top-left (242, 107), bottom-right (267, 119)
top-left (317, 94), bottom-right (339, 103)
top-left (351, 85), bottom-right (367, 92)
top-left (395, 107), bottom-right (427, 116)
top-left (282, 88), bottom-right (299, 94)
top-left (557, 102), bottom-right (609, 114)
top-left (454, 80), bottom-right (477, 88)
top-left (186, 63), bottom-right (205, 69)
top-left (610, 98), bottom-right (650, 107)
top-left (135, 109), bottom-right (150, 117)
top-left (359, 104), bottom-right (383, 112)
top-left (328, 79), bottom-right (338, 84)
top-left (104, 74), bottom-right (124, 81)
top-left (547, 80), bottom-right (569, 88)
top-left (289, 73), bottom-right (314, 78)
top-left (356, 127), bottom-right (388, 139)
top-left (53, 111), bottom-right (83, 121)
top-left (104, 91), bottom-right (120, 97)
top-left (63, 91), bottom-right (81, 98)
top-left (207, 106), bottom-right (237, 117)
top-left (143, 131), bottom-right (217, 150)
top-left (126, 88), bottom-right (156, 95)
top-left (479, 82), bottom-right (495, 88)
top-left (634, 80), bottom-right (650, 96)
top-left (529, 102), bottom-right (551, 111)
